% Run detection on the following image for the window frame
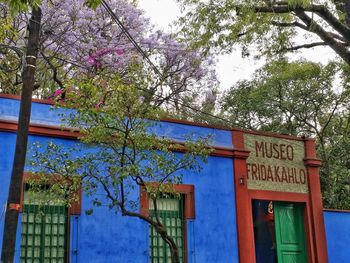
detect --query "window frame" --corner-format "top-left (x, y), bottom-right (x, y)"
top-left (20, 172), bottom-right (82, 263)
top-left (149, 196), bottom-right (185, 262)
top-left (140, 184), bottom-right (195, 263)
top-left (20, 203), bottom-right (69, 262)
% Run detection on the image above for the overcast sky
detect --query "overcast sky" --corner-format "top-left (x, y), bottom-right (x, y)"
top-left (137, 0), bottom-right (337, 91)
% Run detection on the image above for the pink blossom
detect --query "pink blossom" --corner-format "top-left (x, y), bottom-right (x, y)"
top-left (3, 0), bottom-right (218, 102)
top-left (53, 89), bottom-right (63, 97)
top-left (95, 99), bottom-right (105, 109)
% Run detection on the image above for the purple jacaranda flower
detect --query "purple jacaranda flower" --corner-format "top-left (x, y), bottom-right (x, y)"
top-left (3, 0), bottom-right (218, 103)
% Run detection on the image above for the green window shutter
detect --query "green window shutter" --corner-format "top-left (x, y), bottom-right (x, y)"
top-left (274, 202), bottom-right (307, 263)
top-left (149, 197), bottom-right (185, 263)
top-left (20, 204), bottom-right (67, 263)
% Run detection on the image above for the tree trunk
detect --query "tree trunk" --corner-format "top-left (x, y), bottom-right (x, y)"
top-left (157, 226), bottom-right (180, 263)
top-left (1, 7), bottom-right (42, 263)
top-left (169, 242), bottom-right (180, 263)
top-left (344, 0), bottom-right (350, 27)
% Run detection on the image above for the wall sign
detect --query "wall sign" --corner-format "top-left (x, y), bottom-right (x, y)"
top-left (244, 133), bottom-right (308, 193)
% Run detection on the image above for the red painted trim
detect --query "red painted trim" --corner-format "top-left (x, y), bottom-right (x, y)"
top-left (140, 187), bottom-right (149, 217)
top-left (231, 148), bottom-right (250, 159)
top-left (304, 138), bottom-right (317, 157)
top-left (304, 158), bottom-right (322, 167)
top-left (324, 208), bottom-right (350, 213)
top-left (249, 191), bottom-right (316, 262)
top-left (0, 93), bottom-right (307, 142)
top-left (232, 131), bottom-right (245, 149)
top-left (0, 118), bottom-right (307, 163)
top-left (249, 191), bottom-right (315, 262)
top-left (0, 120), bottom-right (236, 157)
top-left (20, 173), bottom-right (78, 263)
top-left (140, 184), bottom-right (195, 219)
top-left (0, 93), bottom-right (54, 105)
top-left (21, 173), bottom-right (82, 215)
top-left (232, 130), bottom-right (256, 263)
top-left (304, 202), bottom-right (315, 263)
top-left (69, 189), bottom-right (82, 215)
top-left (304, 138), bottom-right (328, 263)
top-left (0, 120), bottom-right (79, 139)
top-left (140, 184), bottom-right (194, 263)
top-left (232, 130), bottom-right (326, 263)
top-left (160, 117), bottom-right (232, 131)
top-left (249, 190), bottom-right (308, 202)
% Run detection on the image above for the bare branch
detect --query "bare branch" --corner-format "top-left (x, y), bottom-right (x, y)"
top-left (40, 51), bottom-right (65, 91)
top-left (251, 3), bottom-right (350, 42)
top-left (295, 11), bottom-right (350, 65)
top-left (271, 20), bottom-right (308, 31)
top-left (280, 42), bottom-right (328, 52)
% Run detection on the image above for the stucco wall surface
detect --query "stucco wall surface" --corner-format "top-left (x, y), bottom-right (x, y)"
top-left (0, 97), bottom-right (233, 149)
top-left (324, 210), bottom-right (350, 263)
top-left (70, 156), bottom-right (238, 263)
top-left (0, 134), bottom-right (239, 262)
top-left (0, 97), bottom-right (239, 262)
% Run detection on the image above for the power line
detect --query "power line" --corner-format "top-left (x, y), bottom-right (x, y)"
top-left (0, 44), bottom-right (89, 70)
top-left (100, 0), bottom-right (162, 77)
top-left (60, 59), bottom-right (236, 127)
top-left (1, 3), bottom-right (236, 127)
top-left (99, 0), bottom-right (237, 127)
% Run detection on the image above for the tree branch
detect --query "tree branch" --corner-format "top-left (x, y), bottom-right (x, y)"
top-left (271, 21), bottom-right (347, 43)
top-left (271, 20), bottom-right (308, 31)
top-left (40, 51), bottom-right (65, 91)
top-left (295, 10), bottom-right (350, 65)
top-left (279, 42), bottom-right (328, 52)
top-left (307, 3), bottom-right (350, 41)
top-left (252, 3), bottom-right (350, 42)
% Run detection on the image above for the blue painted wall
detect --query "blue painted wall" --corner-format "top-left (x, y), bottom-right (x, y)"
top-left (324, 211), bottom-right (350, 263)
top-left (67, 155), bottom-right (238, 263)
top-left (0, 132), bottom-right (19, 262)
top-left (183, 156), bottom-right (238, 262)
top-left (0, 97), bottom-right (238, 262)
top-left (2, 97), bottom-right (350, 263)
top-left (0, 97), bottom-right (233, 149)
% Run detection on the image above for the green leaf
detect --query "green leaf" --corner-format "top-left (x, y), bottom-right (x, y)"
top-left (85, 209), bottom-right (94, 215)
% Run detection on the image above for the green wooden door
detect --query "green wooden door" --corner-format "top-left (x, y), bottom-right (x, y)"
top-left (274, 202), bottom-right (307, 263)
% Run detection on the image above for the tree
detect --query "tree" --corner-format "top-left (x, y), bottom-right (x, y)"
top-left (0, 1), bottom-right (217, 262)
top-left (177, 0), bottom-right (350, 65)
top-left (0, 0), bottom-right (218, 107)
top-left (27, 74), bottom-right (211, 263)
top-left (221, 59), bottom-right (350, 209)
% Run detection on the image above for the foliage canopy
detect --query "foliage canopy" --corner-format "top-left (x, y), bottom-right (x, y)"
top-left (177, 0), bottom-right (350, 65)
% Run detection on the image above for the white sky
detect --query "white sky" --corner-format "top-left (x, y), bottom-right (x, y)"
top-left (137, 0), bottom-right (337, 91)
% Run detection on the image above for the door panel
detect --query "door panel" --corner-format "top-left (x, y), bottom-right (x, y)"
top-left (274, 202), bottom-right (307, 263)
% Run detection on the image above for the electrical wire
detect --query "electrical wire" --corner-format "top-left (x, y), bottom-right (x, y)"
top-left (99, 0), bottom-right (237, 128)
top-left (60, 58), bottom-right (236, 127)
top-left (100, 0), bottom-right (162, 77)
top-left (52, 57), bottom-right (236, 128)
top-left (0, 2), bottom-right (236, 128)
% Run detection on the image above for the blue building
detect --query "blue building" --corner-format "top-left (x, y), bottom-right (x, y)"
top-left (0, 94), bottom-right (349, 263)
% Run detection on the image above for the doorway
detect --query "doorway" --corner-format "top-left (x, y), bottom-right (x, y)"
top-left (252, 200), bottom-right (307, 263)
